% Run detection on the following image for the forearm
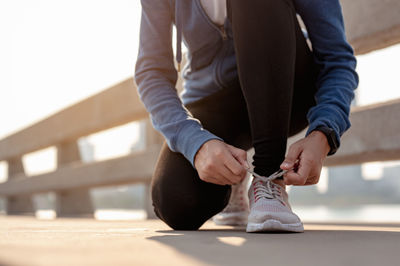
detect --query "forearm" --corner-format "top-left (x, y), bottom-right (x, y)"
top-left (295, 0), bottom-right (359, 145)
top-left (135, 0), bottom-right (222, 166)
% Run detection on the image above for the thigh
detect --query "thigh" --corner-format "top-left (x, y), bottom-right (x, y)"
top-left (151, 85), bottom-right (252, 230)
top-left (187, 84), bottom-right (252, 149)
top-left (289, 17), bottom-right (319, 136)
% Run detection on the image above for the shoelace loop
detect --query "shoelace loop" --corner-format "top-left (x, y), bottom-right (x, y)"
top-left (253, 176), bottom-right (284, 204)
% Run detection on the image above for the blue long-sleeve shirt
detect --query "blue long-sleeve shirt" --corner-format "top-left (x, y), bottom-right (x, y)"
top-left (135, 0), bottom-right (359, 167)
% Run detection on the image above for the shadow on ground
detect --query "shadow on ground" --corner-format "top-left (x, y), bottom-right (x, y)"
top-left (148, 224), bottom-right (400, 266)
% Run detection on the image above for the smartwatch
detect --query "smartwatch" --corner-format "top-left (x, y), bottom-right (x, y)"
top-left (313, 126), bottom-right (339, 156)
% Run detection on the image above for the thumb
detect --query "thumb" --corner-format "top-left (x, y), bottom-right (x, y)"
top-left (281, 144), bottom-right (302, 170)
top-left (227, 144), bottom-right (250, 169)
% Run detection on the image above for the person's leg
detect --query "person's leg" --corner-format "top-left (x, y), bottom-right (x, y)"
top-left (227, 0), bottom-right (318, 177)
top-left (151, 85), bottom-right (252, 230)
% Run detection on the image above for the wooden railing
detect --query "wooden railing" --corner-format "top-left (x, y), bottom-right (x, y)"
top-left (0, 79), bottom-right (163, 217)
top-left (0, 0), bottom-right (400, 218)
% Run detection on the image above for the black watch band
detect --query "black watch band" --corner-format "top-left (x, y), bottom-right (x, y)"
top-left (313, 126), bottom-right (339, 156)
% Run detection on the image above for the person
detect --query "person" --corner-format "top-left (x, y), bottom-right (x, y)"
top-left (135, 0), bottom-right (358, 232)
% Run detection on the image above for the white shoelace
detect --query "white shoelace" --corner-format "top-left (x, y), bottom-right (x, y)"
top-left (252, 176), bottom-right (284, 204)
top-left (247, 168), bottom-right (291, 204)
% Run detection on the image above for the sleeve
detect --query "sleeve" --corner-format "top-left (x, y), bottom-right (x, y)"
top-left (134, 0), bottom-right (223, 167)
top-left (294, 0), bottom-right (359, 147)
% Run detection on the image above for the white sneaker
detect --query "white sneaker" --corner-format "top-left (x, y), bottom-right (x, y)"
top-left (213, 176), bottom-right (250, 226)
top-left (246, 175), bottom-right (304, 233)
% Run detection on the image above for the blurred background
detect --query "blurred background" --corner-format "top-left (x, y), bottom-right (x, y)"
top-left (1, 0), bottom-right (399, 222)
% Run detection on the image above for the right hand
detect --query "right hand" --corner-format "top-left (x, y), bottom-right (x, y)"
top-left (194, 139), bottom-right (249, 186)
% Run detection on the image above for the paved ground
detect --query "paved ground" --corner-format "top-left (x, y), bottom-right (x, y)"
top-left (0, 216), bottom-right (399, 266)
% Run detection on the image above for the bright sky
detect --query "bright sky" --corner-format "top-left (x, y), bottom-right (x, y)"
top-left (0, 0), bottom-right (142, 138)
top-left (0, 0), bottom-right (400, 180)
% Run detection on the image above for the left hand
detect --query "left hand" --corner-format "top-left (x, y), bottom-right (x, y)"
top-left (280, 131), bottom-right (331, 186)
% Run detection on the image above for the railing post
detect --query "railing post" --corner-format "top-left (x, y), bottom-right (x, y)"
top-left (143, 119), bottom-right (163, 219)
top-left (6, 157), bottom-right (35, 215)
top-left (55, 140), bottom-right (94, 217)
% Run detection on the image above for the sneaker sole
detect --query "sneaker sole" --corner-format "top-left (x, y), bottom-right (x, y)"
top-left (246, 219), bottom-right (304, 233)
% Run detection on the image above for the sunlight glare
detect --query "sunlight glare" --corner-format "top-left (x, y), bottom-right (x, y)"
top-left (95, 209), bottom-right (147, 221)
top-left (85, 121), bottom-right (141, 161)
top-left (217, 237), bottom-right (246, 247)
top-left (361, 162), bottom-right (384, 180)
top-left (22, 147), bottom-right (57, 176)
top-left (0, 161), bottom-right (7, 183)
top-left (316, 167), bottom-right (329, 193)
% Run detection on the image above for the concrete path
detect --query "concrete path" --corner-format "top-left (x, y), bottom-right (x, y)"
top-left (0, 216), bottom-right (399, 266)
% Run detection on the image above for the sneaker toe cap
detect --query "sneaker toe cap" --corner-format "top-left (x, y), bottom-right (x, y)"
top-left (248, 209), bottom-right (301, 225)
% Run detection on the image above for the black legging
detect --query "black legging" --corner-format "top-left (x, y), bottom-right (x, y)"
top-left (151, 0), bottom-right (318, 230)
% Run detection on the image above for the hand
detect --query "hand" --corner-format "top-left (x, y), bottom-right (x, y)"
top-left (194, 139), bottom-right (249, 186)
top-left (280, 131), bottom-right (331, 186)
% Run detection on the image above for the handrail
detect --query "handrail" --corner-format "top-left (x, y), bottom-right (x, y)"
top-left (0, 78), bottom-right (146, 161)
top-left (341, 0), bottom-right (400, 54)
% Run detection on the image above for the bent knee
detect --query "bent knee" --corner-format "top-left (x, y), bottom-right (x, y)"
top-left (152, 201), bottom-right (207, 230)
top-left (152, 188), bottom-right (228, 231)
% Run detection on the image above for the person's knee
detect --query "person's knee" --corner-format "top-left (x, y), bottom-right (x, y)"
top-left (151, 182), bottom-right (230, 230)
top-left (160, 209), bottom-right (206, 231)
top-left (152, 195), bottom-right (206, 230)
top-left (151, 186), bottom-right (206, 230)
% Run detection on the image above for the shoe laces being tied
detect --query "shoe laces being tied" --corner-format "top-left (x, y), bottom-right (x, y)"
top-left (253, 176), bottom-right (283, 204)
top-left (248, 168), bottom-right (289, 205)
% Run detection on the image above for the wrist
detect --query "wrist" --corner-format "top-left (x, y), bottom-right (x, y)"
top-left (309, 130), bottom-right (331, 155)
top-left (194, 139), bottom-right (222, 168)
top-left (311, 126), bottom-right (339, 155)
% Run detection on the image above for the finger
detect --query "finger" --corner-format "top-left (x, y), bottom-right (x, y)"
top-left (285, 158), bottom-right (312, 186)
top-left (304, 176), bottom-right (318, 185)
top-left (208, 176), bottom-right (227, 186)
top-left (223, 154), bottom-right (247, 181)
top-left (204, 161), bottom-right (234, 185)
top-left (213, 171), bottom-right (234, 185)
top-left (201, 171), bottom-right (230, 185)
top-left (200, 165), bottom-right (230, 185)
top-left (227, 145), bottom-right (250, 169)
top-left (284, 170), bottom-right (307, 186)
top-left (281, 144), bottom-right (302, 170)
top-left (199, 173), bottom-right (225, 186)
top-left (296, 158), bottom-right (313, 184)
top-left (305, 168), bottom-right (321, 185)
top-left (220, 165), bottom-right (242, 184)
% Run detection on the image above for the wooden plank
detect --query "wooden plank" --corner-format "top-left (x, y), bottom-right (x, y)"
top-left (341, 0), bottom-right (400, 54)
top-left (325, 98), bottom-right (400, 166)
top-left (0, 146), bottom-right (161, 197)
top-left (0, 78), bottom-right (148, 161)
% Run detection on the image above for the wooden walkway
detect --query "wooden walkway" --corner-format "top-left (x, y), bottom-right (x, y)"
top-left (0, 216), bottom-right (399, 266)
